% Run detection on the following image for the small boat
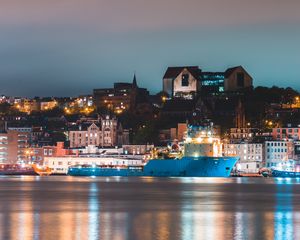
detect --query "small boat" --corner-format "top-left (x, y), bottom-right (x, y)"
top-left (32, 164), bottom-right (52, 176)
top-left (0, 164), bottom-right (36, 175)
top-left (271, 169), bottom-right (300, 178)
top-left (259, 168), bottom-right (271, 177)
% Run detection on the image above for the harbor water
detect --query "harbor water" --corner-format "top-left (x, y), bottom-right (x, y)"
top-left (0, 176), bottom-right (299, 240)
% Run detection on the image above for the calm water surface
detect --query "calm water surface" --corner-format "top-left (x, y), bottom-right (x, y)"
top-left (0, 176), bottom-right (299, 240)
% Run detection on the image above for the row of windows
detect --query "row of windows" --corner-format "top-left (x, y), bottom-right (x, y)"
top-left (202, 80), bottom-right (224, 86)
top-left (266, 142), bottom-right (287, 147)
top-left (276, 134), bottom-right (298, 139)
top-left (72, 132), bottom-right (111, 138)
top-left (267, 148), bottom-right (287, 153)
top-left (54, 160), bottom-right (140, 166)
top-left (202, 75), bottom-right (224, 80)
top-left (267, 155), bottom-right (287, 159)
top-left (44, 149), bottom-right (53, 156)
top-left (276, 128), bottom-right (299, 133)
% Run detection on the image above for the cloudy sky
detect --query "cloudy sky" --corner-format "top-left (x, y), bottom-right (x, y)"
top-left (0, 0), bottom-right (300, 96)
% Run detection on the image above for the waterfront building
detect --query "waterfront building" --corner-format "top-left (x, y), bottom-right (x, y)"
top-left (264, 141), bottom-right (294, 168)
top-left (0, 129), bottom-right (31, 164)
top-left (25, 142), bottom-right (71, 164)
top-left (294, 141), bottom-right (300, 161)
top-left (224, 143), bottom-right (263, 173)
top-left (162, 65), bottom-right (253, 98)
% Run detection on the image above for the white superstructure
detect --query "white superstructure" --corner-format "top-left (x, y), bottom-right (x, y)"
top-left (44, 155), bottom-right (144, 174)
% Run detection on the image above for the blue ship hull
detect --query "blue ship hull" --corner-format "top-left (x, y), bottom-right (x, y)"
top-left (272, 169), bottom-right (300, 178)
top-left (67, 156), bottom-right (238, 177)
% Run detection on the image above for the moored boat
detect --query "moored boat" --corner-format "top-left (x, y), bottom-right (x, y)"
top-left (271, 169), bottom-right (300, 178)
top-left (0, 164), bottom-right (36, 175)
top-left (32, 164), bottom-right (52, 176)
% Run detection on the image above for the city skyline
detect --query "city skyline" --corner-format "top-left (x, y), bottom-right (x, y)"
top-left (0, 0), bottom-right (300, 97)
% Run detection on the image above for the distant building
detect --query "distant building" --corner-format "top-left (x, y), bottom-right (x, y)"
top-left (76, 95), bottom-right (93, 108)
top-left (230, 128), bottom-right (259, 143)
top-left (162, 65), bottom-right (253, 98)
top-left (14, 98), bottom-right (40, 113)
top-left (159, 99), bottom-right (196, 119)
top-left (64, 95), bottom-right (95, 115)
top-left (272, 127), bottom-right (300, 140)
top-left (40, 98), bottom-right (58, 111)
top-left (163, 66), bottom-right (201, 99)
top-left (266, 103), bottom-right (300, 121)
top-left (159, 123), bottom-right (187, 144)
top-left (93, 74), bottom-right (149, 114)
top-left (68, 116), bottom-right (129, 148)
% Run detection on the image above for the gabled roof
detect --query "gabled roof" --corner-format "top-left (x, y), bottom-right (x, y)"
top-left (163, 66), bottom-right (201, 80)
top-left (68, 122), bottom-right (101, 131)
top-left (224, 66), bottom-right (244, 78)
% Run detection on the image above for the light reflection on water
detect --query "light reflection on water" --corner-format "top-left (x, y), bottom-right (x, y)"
top-left (0, 177), bottom-right (300, 240)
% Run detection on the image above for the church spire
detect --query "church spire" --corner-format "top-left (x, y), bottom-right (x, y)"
top-left (132, 72), bottom-right (138, 88)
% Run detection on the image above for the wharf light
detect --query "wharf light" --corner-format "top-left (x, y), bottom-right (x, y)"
top-left (186, 137), bottom-right (192, 143)
top-left (196, 137), bottom-right (202, 143)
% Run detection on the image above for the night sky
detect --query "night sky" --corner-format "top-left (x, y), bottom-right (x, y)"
top-left (0, 0), bottom-right (300, 97)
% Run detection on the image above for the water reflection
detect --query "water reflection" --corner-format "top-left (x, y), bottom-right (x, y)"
top-left (0, 177), bottom-right (300, 239)
top-left (88, 183), bottom-right (99, 240)
top-left (274, 184), bottom-right (293, 240)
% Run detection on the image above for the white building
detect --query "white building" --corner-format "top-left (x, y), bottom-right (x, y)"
top-left (163, 66), bottom-right (200, 99)
top-left (224, 143), bottom-right (263, 173)
top-left (44, 155), bottom-right (144, 174)
top-left (264, 141), bottom-right (294, 168)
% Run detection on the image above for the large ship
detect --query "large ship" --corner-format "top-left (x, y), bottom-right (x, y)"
top-left (68, 123), bottom-right (239, 177)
